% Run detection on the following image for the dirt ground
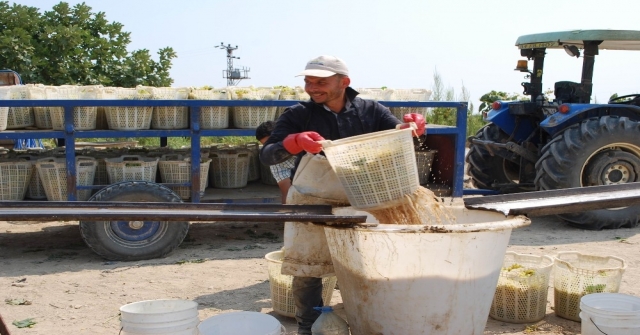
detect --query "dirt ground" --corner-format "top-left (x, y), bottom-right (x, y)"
top-left (0, 213), bottom-right (638, 335)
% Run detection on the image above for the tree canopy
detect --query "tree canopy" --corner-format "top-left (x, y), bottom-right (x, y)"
top-left (0, 1), bottom-right (176, 87)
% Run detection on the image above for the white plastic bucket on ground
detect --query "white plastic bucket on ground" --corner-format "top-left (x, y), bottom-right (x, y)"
top-left (580, 293), bottom-right (640, 335)
top-left (325, 205), bottom-right (530, 335)
top-left (198, 311), bottom-right (285, 335)
top-left (120, 299), bottom-right (198, 330)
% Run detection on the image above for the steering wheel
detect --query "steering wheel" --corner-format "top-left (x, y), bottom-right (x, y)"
top-left (608, 94), bottom-right (640, 104)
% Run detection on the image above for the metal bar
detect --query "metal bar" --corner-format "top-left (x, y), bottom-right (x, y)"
top-left (0, 202), bottom-right (365, 223)
top-left (464, 183), bottom-right (640, 216)
top-left (190, 106), bottom-right (201, 202)
top-left (64, 105), bottom-right (77, 201)
top-left (452, 103), bottom-right (468, 197)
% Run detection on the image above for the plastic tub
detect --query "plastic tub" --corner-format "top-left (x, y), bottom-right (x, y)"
top-left (324, 205), bottom-right (530, 335)
top-left (580, 293), bottom-right (640, 335)
top-left (121, 317), bottom-right (199, 334)
top-left (120, 299), bottom-right (198, 324)
top-left (198, 311), bottom-right (285, 335)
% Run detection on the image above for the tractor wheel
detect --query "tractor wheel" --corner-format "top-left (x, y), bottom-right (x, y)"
top-left (535, 116), bottom-right (640, 229)
top-left (466, 123), bottom-right (520, 190)
top-left (79, 181), bottom-right (189, 261)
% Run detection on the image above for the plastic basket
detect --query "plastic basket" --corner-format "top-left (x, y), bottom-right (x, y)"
top-left (553, 251), bottom-right (626, 321)
top-left (105, 155), bottom-right (159, 183)
top-left (274, 89), bottom-right (298, 120)
top-left (0, 159), bottom-right (34, 200)
top-left (388, 89), bottom-right (432, 119)
top-left (36, 157), bottom-right (97, 201)
top-left (490, 252), bottom-right (554, 323)
top-left (158, 155), bottom-right (211, 200)
top-left (105, 87), bottom-right (153, 130)
top-left (415, 149), bottom-right (437, 185)
top-left (231, 87), bottom-right (281, 129)
top-left (46, 86), bottom-right (98, 130)
top-left (7, 86), bottom-right (34, 129)
top-left (190, 88), bottom-right (230, 129)
top-left (16, 155), bottom-right (48, 199)
top-left (242, 143), bottom-right (260, 182)
top-left (29, 85), bottom-right (53, 129)
top-left (356, 88), bottom-right (393, 101)
top-left (320, 127), bottom-right (420, 210)
top-left (209, 151), bottom-right (250, 189)
top-left (151, 87), bottom-right (189, 129)
top-left (265, 250), bottom-right (337, 318)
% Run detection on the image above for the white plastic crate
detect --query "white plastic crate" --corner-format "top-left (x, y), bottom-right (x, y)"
top-left (158, 154), bottom-right (211, 200)
top-left (0, 87), bottom-right (9, 131)
top-left (389, 88), bottom-right (432, 120)
top-left (16, 155), bottom-right (47, 199)
top-left (553, 251), bottom-right (627, 321)
top-left (46, 86), bottom-right (98, 130)
top-left (7, 85), bottom-right (34, 129)
top-left (230, 87), bottom-right (281, 129)
top-left (36, 156), bottom-right (97, 201)
top-left (356, 88), bottom-right (393, 101)
top-left (274, 88), bottom-right (298, 120)
top-left (191, 88), bottom-right (230, 129)
top-left (0, 159), bottom-right (34, 200)
top-left (105, 155), bottom-right (159, 183)
top-left (209, 151), bottom-right (250, 189)
top-left (29, 85), bottom-right (53, 129)
top-left (321, 127), bottom-right (420, 210)
top-left (105, 87), bottom-right (153, 130)
top-left (490, 252), bottom-right (554, 323)
top-left (151, 87), bottom-right (189, 129)
top-left (242, 143), bottom-right (260, 182)
top-left (265, 250), bottom-right (337, 318)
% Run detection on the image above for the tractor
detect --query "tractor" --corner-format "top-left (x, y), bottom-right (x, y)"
top-left (466, 29), bottom-right (640, 230)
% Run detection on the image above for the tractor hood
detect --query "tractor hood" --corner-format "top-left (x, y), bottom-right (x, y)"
top-left (516, 29), bottom-right (640, 51)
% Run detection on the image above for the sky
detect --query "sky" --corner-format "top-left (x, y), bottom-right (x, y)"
top-left (9, 0), bottom-right (640, 111)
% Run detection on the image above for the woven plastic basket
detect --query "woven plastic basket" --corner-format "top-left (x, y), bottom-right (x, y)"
top-left (0, 159), bottom-right (34, 200)
top-left (191, 88), bottom-right (230, 129)
top-left (29, 85), bottom-right (53, 129)
top-left (158, 154), bottom-right (211, 200)
top-left (553, 251), bottom-right (626, 321)
top-left (16, 155), bottom-right (48, 199)
top-left (105, 155), bottom-right (159, 183)
top-left (243, 143), bottom-right (260, 182)
top-left (151, 87), bottom-right (189, 129)
top-left (36, 157), bottom-right (96, 201)
top-left (388, 88), bottom-right (432, 120)
top-left (274, 89), bottom-right (298, 120)
top-left (47, 86), bottom-right (98, 130)
top-left (415, 149), bottom-right (437, 185)
top-left (490, 252), bottom-right (554, 323)
top-left (105, 87), bottom-right (153, 130)
top-left (231, 87), bottom-right (281, 129)
top-left (265, 250), bottom-right (337, 318)
top-left (356, 88), bottom-right (393, 101)
top-left (7, 85), bottom-right (34, 129)
top-left (209, 151), bottom-right (250, 189)
top-left (320, 127), bottom-right (420, 210)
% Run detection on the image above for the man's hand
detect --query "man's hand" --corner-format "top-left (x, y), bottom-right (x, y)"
top-left (401, 113), bottom-right (426, 137)
top-left (283, 131), bottom-right (325, 154)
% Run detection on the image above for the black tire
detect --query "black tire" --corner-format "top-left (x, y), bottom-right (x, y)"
top-left (466, 123), bottom-right (520, 190)
top-left (79, 181), bottom-right (189, 261)
top-left (535, 116), bottom-right (640, 229)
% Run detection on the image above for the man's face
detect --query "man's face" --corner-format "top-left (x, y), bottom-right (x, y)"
top-left (304, 75), bottom-right (349, 105)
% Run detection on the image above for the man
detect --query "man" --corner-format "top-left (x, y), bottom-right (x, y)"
top-left (260, 55), bottom-right (425, 334)
top-left (255, 121), bottom-right (295, 204)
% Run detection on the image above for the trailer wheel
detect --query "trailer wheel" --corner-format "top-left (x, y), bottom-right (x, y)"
top-left (466, 123), bottom-right (521, 190)
top-left (79, 181), bottom-right (189, 261)
top-left (535, 116), bottom-right (640, 229)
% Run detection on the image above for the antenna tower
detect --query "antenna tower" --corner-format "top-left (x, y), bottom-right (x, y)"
top-left (215, 42), bottom-right (250, 86)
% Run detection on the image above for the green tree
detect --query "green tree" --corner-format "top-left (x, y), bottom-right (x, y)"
top-left (477, 90), bottom-right (521, 114)
top-left (428, 69), bottom-right (477, 135)
top-left (0, 1), bottom-right (176, 87)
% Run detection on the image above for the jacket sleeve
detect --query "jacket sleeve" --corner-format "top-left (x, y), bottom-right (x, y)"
top-left (259, 108), bottom-right (302, 166)
top-left (377, 102), bottom-right (402, 130)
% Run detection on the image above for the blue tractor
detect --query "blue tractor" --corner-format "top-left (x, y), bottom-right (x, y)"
top-left (466, 30), bottom-right (640, 230)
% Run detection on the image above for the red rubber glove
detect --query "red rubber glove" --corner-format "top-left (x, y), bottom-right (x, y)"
top-left (283, 131), bottom-right (325, 154)
top-left (402, 113), bottom-right (426, 137)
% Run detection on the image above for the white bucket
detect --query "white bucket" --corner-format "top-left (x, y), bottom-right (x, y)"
top-left (120, 299), bottom-right (199, 334)
top-left (580, 293), bottom-right (640, 335)
top-left (198, 312), bottom-right (285, 335)
top-left (325, 205), bottom-right (530, 335)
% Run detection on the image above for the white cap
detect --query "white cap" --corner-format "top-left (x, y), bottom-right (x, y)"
top-left (296, 55), bottom-right (349, 77)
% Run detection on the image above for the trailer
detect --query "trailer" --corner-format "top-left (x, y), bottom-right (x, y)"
top-left (0, 97), bottom-right (470, 260)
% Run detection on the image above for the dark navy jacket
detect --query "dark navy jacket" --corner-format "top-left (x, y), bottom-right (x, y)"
top-left (260, 87), bottom-right (401, 178)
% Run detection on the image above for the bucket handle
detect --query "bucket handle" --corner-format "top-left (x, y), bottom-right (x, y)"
top-left (589, 317), bottom-right (609, 335)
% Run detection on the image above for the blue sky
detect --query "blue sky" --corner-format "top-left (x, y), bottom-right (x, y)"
top-left (10, 0), bottom-right (640, 110)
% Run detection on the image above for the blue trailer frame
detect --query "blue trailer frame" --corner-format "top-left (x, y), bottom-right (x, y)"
top-left (0, 99), bottom-right (469, 201)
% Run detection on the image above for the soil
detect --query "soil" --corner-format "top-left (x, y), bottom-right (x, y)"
top-left (1, 214), bottom-right (639, 335)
